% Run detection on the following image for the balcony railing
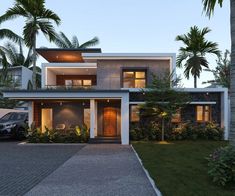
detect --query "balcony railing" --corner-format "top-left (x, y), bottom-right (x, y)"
top-left (45, 85), bottom-right (97, 90)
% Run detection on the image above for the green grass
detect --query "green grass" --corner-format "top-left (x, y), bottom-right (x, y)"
top-left (133, 141), bottom-right (235, 196)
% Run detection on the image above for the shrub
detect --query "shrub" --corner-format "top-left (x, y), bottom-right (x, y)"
top-left (130, 121), bottom-right (224, 141)
top-left (130, 125), bottom-right (145, 141)
top-left (130, 122), bottom-right (161, 141)
top-left (27, 124), bottom-right (89, 143)
top-left (207, 145), bottom-right (235, 186)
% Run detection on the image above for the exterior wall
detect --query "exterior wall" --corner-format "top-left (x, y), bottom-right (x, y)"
top-left (21, 66), bottom-right (33, 89)
top-left (33, 101), bottom-right (89, 129)
top-left (130, 91), bottom-right (223, 125)
top-left (56, 75), bottom-right (97, 86)
top-left (96, 59), bottom-right (170, 89)
top-left (7, 67), bottom-right (33, 89)
top-left (46, 69), bottom-right (56, 86)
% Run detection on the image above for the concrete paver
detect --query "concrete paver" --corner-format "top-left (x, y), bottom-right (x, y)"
top-left (0, 141), bottom-right (84, 196)
top-left (25, 144), bottom-right (156, 196)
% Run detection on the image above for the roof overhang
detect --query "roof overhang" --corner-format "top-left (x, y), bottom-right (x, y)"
top-left (3, 90), bottom-right (129, 100)
top-left (82, 53), bottom-right (176, 61)
top-left (36, 48), bottom-right (102, 63)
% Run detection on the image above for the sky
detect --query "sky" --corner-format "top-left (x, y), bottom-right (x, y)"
top-left (0, 0), bottom-right (230, 88)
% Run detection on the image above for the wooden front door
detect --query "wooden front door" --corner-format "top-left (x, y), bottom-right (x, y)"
top-left (103, 107), bottom-right (117, 136)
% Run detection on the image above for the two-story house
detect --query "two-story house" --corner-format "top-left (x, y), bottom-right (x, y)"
top-left (3, 48), bottom-right (229, 144)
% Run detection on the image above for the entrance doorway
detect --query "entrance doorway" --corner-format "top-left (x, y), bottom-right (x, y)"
top-left (103, 107), bottom-right (117, 136)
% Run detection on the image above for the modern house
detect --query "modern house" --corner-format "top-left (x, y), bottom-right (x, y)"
top-left (3, 48), bottom-right (229, 144)
top-left (2, 66), bottom-right (33, 89)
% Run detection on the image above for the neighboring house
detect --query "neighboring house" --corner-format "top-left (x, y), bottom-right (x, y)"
top-left (4, 66), bottom-right (33, 89)
top-left (2, 48), bottom-right (229, 144)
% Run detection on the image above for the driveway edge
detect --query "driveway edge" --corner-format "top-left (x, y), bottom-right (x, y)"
top-left (131, 145), bottom-right (162, 196)
top-left (18, 142), bottom-right (86, 146)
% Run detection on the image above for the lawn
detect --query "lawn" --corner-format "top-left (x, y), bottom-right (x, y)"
top-left (133, 141), bottom-right (235, 196)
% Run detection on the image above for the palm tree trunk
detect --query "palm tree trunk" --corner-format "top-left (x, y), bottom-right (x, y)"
top-left (230, 0), bottom-right (235, 146)
top-left (194, 75), bottom-right (197, 88)
top-left (32, 34), bottom-right (36, 90)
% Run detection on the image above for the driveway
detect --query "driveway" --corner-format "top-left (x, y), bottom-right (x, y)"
top-left (0, 140), bottom-right (84, 196)
top-left (25, 144), bottom-right (157, 196)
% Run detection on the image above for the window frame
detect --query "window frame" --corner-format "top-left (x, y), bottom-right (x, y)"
top-left (130, 105), bottom-right (140, 122)
top-left (196, 105), bottom-right (212, 122)
top-left (122, 69), bottom-right (147, 88)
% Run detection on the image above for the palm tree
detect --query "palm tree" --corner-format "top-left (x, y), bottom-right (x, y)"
top-left (202, 0), bottom-right (235, 145)
top-left (1, 41), bottom-right (34, 68)
top-left (176, 26), bottom-right (220, 88)
top-left (0, 0), bottom-right (61, 89)
top-left (203, 50), bottom-right (230, 89)
top-left (53, 32), bottom-right (99, 49)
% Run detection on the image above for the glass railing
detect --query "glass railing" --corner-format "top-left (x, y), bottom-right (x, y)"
top-left (44, 85), bottom-right (97, 90)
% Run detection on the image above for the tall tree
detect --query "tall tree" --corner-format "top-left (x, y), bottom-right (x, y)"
top-left (0, 0), bottom-right (61, 89)
top-left (1, 41), bottom-right (34, 68)
top-left (53, 32), bottom-right (99, 49)
top-left (203, 50), bottom-right (230, 88)
top-left (202, 0), bottom-right (235, 145)
top-left (140, 72), bottom-right (189, 141)
top-left (176, 26), bottom-right (220, 88)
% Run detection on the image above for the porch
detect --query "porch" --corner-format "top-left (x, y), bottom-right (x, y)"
top-left (32, 99), bottom-right (121, 139)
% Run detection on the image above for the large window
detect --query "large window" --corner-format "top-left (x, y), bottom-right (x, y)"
top-left (65, 79), bottom-right (92, 86)
top-left (196, 105), bottom-right (211, 122)
top-left (171, 109), bottom-right (181, 123)
top-left (123, 70), bottom-right (146, 88)
top-left (130, 105), bottom-right (140, 122)
top-left (84, 108), bottom-right (90, 129)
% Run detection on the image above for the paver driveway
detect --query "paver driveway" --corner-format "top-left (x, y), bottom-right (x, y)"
top-left (25, 144), bottom-right (157, 196)
top-left (0, 140), bottom-right (84, 196)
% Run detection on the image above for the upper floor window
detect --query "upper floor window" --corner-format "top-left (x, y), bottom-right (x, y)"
top-left (65, 79), bottom-right (92, 86)
top-left (196, 105), bottom-right (211, 122)
top-left (123, 70), bottom-right (146, 88)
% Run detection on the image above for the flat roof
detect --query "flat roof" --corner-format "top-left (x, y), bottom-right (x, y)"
top-left (36, 48), bottom-right (102, 63)
top-left (82, 53), bottom-right (176, 60)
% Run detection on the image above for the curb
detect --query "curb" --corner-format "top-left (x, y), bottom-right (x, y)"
top-left (131, 145), bottom-right (162, 196)
top-left (18, 142), bottom-right (86, 146)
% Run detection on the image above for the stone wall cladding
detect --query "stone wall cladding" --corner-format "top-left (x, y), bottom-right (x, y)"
top-left (130, 91), bottom-right (222, 125)
top-left (96, 59), bottom-right (170, 89)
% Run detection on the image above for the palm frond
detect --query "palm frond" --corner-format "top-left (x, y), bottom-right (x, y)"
top-left (79, 37), bottom-right (99, 48)
top-left (0, 29), bottom-right (22, 43)
top-left (202, 0), bottom-right (224, 18)
top-left (71, 36), bottom-right (79, 48)
top-left (40, 9), bottom-right (61, 25)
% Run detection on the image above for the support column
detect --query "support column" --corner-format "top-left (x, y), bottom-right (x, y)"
top-left (221, 90), bottom-right (229, 140)
top-left (94, 101), bottom-right (98, 137)
top-left (121, 94), bottom-right (129, 145)
top-left (90, 99), bottom-right (96, 138)
top-left (28, 101), bottom-right (34, 128)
